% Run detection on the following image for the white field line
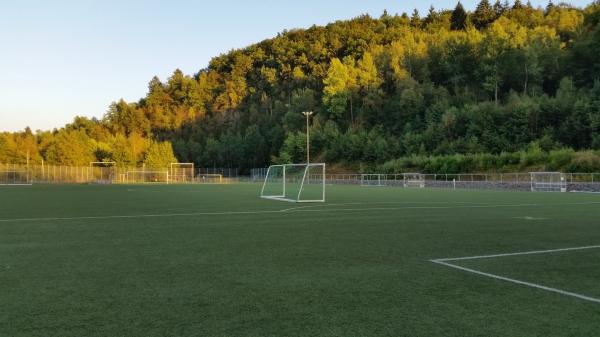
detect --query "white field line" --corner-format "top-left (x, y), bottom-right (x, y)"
top-left (279, 201), bottom-right (490, 212)
top-left (512, 216), bottom-right (549, 220)
top-left (1, 201), bottom-right (599, 223)
top-left (431, 260), bottom-right (600, 304)
top-left (434, 245), bottom-right (600, 262)
top-left (431, 245), bottom-right (600, 304)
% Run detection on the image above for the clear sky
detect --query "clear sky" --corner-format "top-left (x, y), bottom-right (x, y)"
top-left (0, 0), bottom-right (591, 132)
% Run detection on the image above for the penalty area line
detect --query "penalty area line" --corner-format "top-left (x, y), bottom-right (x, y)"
top-left (430, 245), bottom-right (600, 304)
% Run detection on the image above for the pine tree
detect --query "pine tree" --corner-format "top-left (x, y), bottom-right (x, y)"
top-left (410, 9), bottom-right (421, 28)
top-left (451, 2), bottom-right (468, 30)
top-left (473, 0), bottom-right (496, 29)
top-left (513, 0), bottom-right (524, 10)
top-left (545, 1), bottom-right (555, 14)
top-left (425, 5), bottom-right (439, 25)
top-left (493, 0), bottom-right (505, 17)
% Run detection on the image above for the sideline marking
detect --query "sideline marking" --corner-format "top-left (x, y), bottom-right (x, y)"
top-left (431, 245), bottom-right (600, 304)
top-left (279, 201), bottom-right (485, 212)
top-left (1, 201), bottom-right (599, 223)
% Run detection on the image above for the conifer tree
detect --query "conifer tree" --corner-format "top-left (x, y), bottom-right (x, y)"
top-left (473, 0), bottom-right (496, 29)
top-left (451, 2), bottom-right (468, 30)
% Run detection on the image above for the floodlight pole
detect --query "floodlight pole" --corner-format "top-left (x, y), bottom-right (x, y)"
top-left (302, 111), bottom-right (313, 164)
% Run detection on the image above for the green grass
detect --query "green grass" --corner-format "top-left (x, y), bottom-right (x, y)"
top-left (1, 183), bottom-right (599, 337)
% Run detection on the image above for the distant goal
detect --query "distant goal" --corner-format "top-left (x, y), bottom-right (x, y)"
top-left (196, 174), bottom-right (223, 184)
top-left (403, 173), bottom-right (425, 188)
top-left (170, 163), bottom-right (194, 183)
top-left (89, 162), bottom-right (116, 184)
top-left (361, 174), bottom-right (386, 187)
top-left (260, 163), bottom-right (325, 202)
top-left (530, 172), bottom-right (566, 192)
top-left (125, 171), bottom-right (169, 184)
top-left (0, 169), bottom-right (31, 186)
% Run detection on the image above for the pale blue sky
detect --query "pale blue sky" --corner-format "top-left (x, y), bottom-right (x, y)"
top-left (0, 0), bottom-right (590, 132)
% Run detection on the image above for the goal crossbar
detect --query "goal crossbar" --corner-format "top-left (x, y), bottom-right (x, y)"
top-left (125, 171), bottom-right (170, 184)
top-left (530, 172), bottom-right (566, 192)
top-left (0, 170), bottom-right (32, 185)
top-left (260, 163), bottom-right (325, 203)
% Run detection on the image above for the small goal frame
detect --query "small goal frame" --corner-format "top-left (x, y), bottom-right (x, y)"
top-left (530, 172), bottom-right (567, 192)
top-left (403, 173), bottom-right (425, 188)
top-left (260, 163), bottom-right (326, 203)
top-left (0, 170), bottom-right (32, 186)
top-left (361, 174), bottom-right (386, 187)
top-left (196, 174), bottom-right (223, 184)
top-left (170, 162), bottom-right (195, 183)
top-left (89, 161), bottom-right (116, 184)
top-left (125, 170), bottom-right (170, 184)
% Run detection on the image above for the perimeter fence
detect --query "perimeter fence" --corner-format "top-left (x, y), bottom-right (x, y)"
top-left (0, 163), bottom-right (239, 184)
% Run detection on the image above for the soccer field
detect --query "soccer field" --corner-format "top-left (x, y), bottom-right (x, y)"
top-left (1, 184), bottom-right (599, 336)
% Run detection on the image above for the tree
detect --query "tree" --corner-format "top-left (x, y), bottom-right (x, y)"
top-left (513, 0), bottom-right (524, 10)
top-left (2, 3), bottom-right (600, 174)
top-left (44, 130), bottom-right (95, 166)
top-left (473, 0), bottom-right (497, 29)
top-left (411, 9), bottom-right (421, 28)
top-left (546, 1), bottom-right (555, 14)
top-left (323, 58), bottom-right (351, 120)
top-left (144, 141), bottom-right (177, 169)
top-left (451, 2), bottom-right (468, 30)
top-left (493, 0), bottom-right (506, 17)
top-left (424, 6), bottom-right (439, 26)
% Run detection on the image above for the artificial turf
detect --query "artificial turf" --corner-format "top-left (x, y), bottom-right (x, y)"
top-left (0, 183), bottom-right (599, 336)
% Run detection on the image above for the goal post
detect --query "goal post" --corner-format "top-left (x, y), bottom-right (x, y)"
top-left (0, 169), bottom-right (32, 185)
top-left (125, 171), bottom-right (169, 184)
top-left (361, 174), bottom-right (386, 187)
top-left (530, 172), bottom-right (567, 192)
top-left (260, 163), bottom-right (325, 202)
top-left (196, 174), bottom-right (223, 184)
top-left (403, 173), bottom-right (425, 188)
top-left (170, 163), bottom-right (194, 183)
top-left (89, 162), bottom-right (116, 184)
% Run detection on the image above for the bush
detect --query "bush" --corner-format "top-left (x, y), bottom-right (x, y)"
top-left (566, 151), bottom-right (600, 172)
top-left (377, 149), bottom-right (600, 173)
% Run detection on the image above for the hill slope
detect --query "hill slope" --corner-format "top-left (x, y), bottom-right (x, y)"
top-left (2, 1), bottom-right (600, 173)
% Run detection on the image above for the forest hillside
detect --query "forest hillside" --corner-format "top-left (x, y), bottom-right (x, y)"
top-left (2, 0), bottom-right (600, 173)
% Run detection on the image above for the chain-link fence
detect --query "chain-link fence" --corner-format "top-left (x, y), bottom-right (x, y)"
top-left (251, 169), bottom-right (600, 192)
top-left (0, 163), bottom-right (240, 185)
top-left (3, 162), bottom-right (600, 192)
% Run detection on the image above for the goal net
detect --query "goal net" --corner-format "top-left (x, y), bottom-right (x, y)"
top-left (0, 170), bottom-right (31, 185)
top-left (530, 172), bottom-right (566, 192)
top-left (126, 171), bottom-right (169, 184)
top-left (260, 163), bottom-right (325, 202)
top-left (89, 162), bottom-right (116, 184)
top-left (361, 174), bottom-right (386, 187)
top-left (170, 163), bottom-right (194, 183)
top-left (403, 173), bottom-right (425, 188)
top-left (196, 174), bottom-right (223, 184)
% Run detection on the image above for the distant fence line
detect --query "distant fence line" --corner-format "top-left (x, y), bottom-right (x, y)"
top-left (0, 163), bottom-right (239, 184)
top-left (250, 169), bottom-right (600, 183)
top-left (2, 163), bottom-right (600, 192)
top-left (249, 169), bottom-right (600, 192)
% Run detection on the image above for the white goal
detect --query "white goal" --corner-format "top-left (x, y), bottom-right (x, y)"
top-left (0, 170), bottom-right (31, 185)
top-left (125, 171), bottom-right (169, 184)
top-left (530, 172), bottom-right (566, 192)
top-left (170, 163), bottom-right (194, 183)
top-left (89, 162), bottom-right (116, 184)
top-left (403, 173), bottom-right (425, 188)
top-left (361, 174), bottom-right (386, 187)
top-left (196, 174), bottom-right (223, 184)
top-left (260, 163), bottom-right (325, 202)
